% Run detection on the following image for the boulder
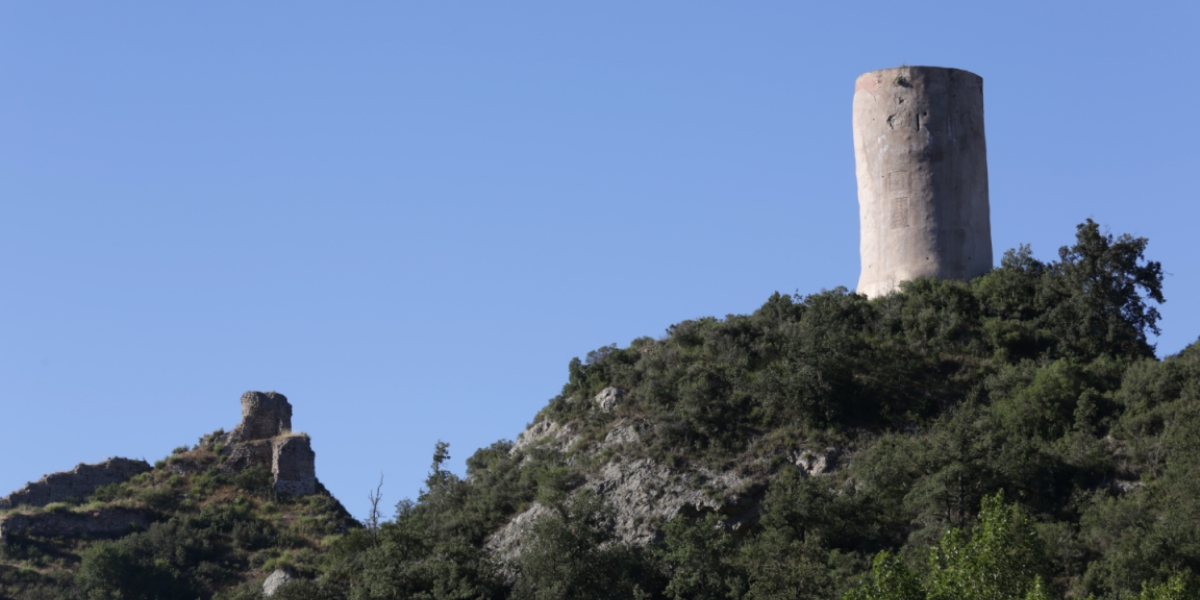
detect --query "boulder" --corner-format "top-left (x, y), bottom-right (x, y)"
top-left (262, 568), bottom-right (298, 596)
top-left (594, 387), bottom-right (623, 412)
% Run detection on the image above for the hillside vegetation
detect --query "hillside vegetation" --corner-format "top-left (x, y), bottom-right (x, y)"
top-left (5, 219), bottom-right (1199, 600)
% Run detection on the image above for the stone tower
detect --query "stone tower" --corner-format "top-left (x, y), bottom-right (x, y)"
top-left (222, 391), bottom-right (316, 496)
top-left (853, 66), bottom-right (992, 298)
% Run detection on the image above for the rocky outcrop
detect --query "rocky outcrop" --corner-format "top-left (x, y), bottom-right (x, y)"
top-left (791, 447), bottom-right (841, 477)
top-left (219, 391), bottom-right (318, 496)
top-left (263, 568), bottom-right (298, 596)
top-left (0, 507), bottom-right (149, 544)
top-left (486, 451), bottom-right (762, 561)
top-left (509, 418), bottom-right (580, 456)
top-left (594, 387), bottom-right (623, 412)
top-left (0, 458), bottom-right (151, 510)
top-left (587, 457), bottom-right (759, 544)
top-left (485, 502), bottom-right (553, 563)
top-left (487, 384), bottom-right (856, 564)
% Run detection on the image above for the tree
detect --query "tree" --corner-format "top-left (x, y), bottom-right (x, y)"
top-left (657, 513), bottom-right (745, 600)
top-left (512, 491), bottom-right (658, 600)
top-left (845, 494), bottom-right (1051, 600)
top-left (925, 493), bottom-right (1049, 600)
top-left (842, 552), bottom-right (923, 600)
top-left (1042, 219), bottom-right (1164, 359)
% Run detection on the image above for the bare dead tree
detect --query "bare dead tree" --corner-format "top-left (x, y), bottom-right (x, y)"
top-left (366, 473), bottom-right (384, 542)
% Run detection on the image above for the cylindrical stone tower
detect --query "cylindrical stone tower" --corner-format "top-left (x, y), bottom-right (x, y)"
top-left (853, 66), bottom-right (992, 298)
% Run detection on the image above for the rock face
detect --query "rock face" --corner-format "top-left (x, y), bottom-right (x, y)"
top-left (853, 66), bottom-right (992, 298)
top-left (510, 418), bottom-right (580, 456)
top-left (587, 457), bottom-right (759, 545)
top-left (594, 387), bottom-right (623, 412)
top-left (0, 458), bottom-right (151, 510)
top-left (489, 414), bottom-right (772, 561)
top-left (0, 507), bottom-right (149, 544)
top-left (263, 568), bottom-right (298, 596)
top-left (221, 391), bottom-right (318, 496)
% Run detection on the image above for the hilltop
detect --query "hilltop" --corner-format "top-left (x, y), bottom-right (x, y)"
top-left (3, 220), bottom-right (1198, 600)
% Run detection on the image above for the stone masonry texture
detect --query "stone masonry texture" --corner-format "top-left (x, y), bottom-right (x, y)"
top-left (853, 66), bottom-right (993, 298)
top-left (0, 458), bottom-right (151, 510)
top-left (219, 391), bottom-right (318, 496)
top-left (230, 391), bottom-right (293, 442)
top-left (272, 435), bottom-right (317, 496)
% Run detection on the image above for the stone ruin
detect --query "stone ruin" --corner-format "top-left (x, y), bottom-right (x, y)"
top-left (0, 458), bottom-right (154, 544)
top-left (0, 457), bottom-right (151, 510)
top-left (221, 391), bottom-right (317, 496)
top-left (0, 391), bottom-right (319, 545)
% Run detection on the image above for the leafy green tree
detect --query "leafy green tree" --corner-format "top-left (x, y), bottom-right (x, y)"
top-left (1042, 219), bottom-right (1164, 359)
top-left (657, 513), bottom-right (745, 600)
top-left (511, 491), bottom-right (659, 600)
top-left (741, 468), bottom-right (850, 600)
top-left (352, 529), bottom-right (501, 600)
top-left (842, 551), bottom-right (923, 600)
top-left (925, 493), bottom-right (1048, 600)
top-left (1136, 572), bottom-right (1199, 600)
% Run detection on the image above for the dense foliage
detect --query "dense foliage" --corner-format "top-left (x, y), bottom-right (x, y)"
top-left (4, 219), bottom-right (1198, 600)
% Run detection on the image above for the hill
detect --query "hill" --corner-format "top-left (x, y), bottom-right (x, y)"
top-left (3, 219), bottom-right (1197, 600)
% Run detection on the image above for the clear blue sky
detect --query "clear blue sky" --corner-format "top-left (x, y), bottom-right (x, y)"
top-left (2, 2), bottom-right (1197, 520)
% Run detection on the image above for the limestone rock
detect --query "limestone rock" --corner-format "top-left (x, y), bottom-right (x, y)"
top-left (263, 568), bottom-right (298, 596)
top-left (790, 447), bottom-right (841, 477)
top-left (510, 419), bottom-right (579, 456)
top-left (272, 435), bottom-right (316, 496)
top-left (0, 507), bottom-right (149, 544)
top-left (602, 420), bottom-right (645, 447)
top-left (485, 502), bottom-right (552, 564)
top-left (486, 453), bottom-right (760, 561)
top-left (0, 458), bottom-right (151, 510)
top-left (594, 387), bottom-right (623, 412)
top-left (586, 457), bottom-right (757, 545)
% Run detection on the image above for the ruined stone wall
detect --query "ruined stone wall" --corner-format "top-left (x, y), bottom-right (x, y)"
top-left (272, 435), bottom-right (316, 496)
top-left (853, 66), bottom-right (993, 298)
top-left (0, 508), bottom-right (149, 544)
top-left (219, 391), bottom-right (318, 496)
top-left (0, 458), bottom-right (151, 510)
top-left (225, 391), bottom-right (292, 444)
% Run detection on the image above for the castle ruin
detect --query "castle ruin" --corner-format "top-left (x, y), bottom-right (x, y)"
top-left (222, 391), bottom-right (317, 496)
top-left (1, 391), bottom-right (318, 545)
top-left (853, 66), bottom-right (993, 297)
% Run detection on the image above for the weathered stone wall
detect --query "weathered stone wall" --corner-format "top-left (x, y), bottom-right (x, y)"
top-left (0, 508), bottom-right (149, 544)
top-left (853, 66), bottom-right (993, 298)
top-left (272, 435), bottom-right (316, 496)
top-left (0, 458), bottom-right (151, 510)
top-left (225, 391), bottom-right (292, 443)
top-left (222, 439), bottom-right (275, 473)
top-left (218, 391), bottom-right (318, 496)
